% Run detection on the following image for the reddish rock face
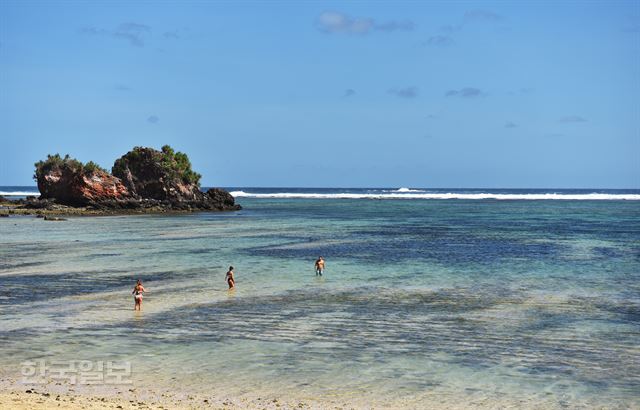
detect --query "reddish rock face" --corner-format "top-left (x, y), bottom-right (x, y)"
top-left (37, 167), bottom-right (131, 206)
top-left (74, 171), bottom-right (131, 203)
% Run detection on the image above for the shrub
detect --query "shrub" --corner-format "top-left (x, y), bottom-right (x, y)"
top-left (112, 145), bottom-right (202, 187)
top-left (34, 154), bottom-right (83, 180)
top-left (34, 154), bottom-right (107, 180)
top-left (83, 161), bottom-right (108, 174)
top-left (160, 145), bottom-right (201, 186)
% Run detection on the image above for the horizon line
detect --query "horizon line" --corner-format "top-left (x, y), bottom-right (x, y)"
top-left (1, 185), bottom-right (639, 191)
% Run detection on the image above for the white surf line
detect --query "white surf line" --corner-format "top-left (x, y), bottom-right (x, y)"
top-left (229, 191), bottom-right (640, 200)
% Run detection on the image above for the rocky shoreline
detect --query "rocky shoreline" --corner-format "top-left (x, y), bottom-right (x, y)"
top-left (0, 190), bottom-right (240, 218)
top-left (1, 145), bottom-right (241, 217)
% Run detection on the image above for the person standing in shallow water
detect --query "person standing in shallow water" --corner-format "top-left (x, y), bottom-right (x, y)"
top-left (315, 256), bottom-right (325, 276)
top-left (226, 266), bottom-right (235, 289)
top-left (132, 279), bottom-right (146, 311)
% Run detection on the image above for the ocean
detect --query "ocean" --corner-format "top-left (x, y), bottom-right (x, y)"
top-left (1, 187), bottom-right (639, 408)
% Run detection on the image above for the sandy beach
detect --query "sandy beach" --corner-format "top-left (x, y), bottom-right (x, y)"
top-left (0, 381), bottom-right (329, 410)
top-left (0, 391), bottom-right (317, 410)
top-left (4, 372), bottom-right (634, 410)
top-left (0, 384), bottom-right (585, 410)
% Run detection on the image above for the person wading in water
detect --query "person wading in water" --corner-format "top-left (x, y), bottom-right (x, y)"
top-left (314, 256), bottom-right (325, 276)
top-left (132, 279), bottom-right (146, 311)
top-left (226, 266), bottom-right (236, 289)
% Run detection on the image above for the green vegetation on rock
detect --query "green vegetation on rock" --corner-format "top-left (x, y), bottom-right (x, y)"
top-left (83, 161), bottom-right (108, 174)
top-left (35, 145), bottom-right (200, 188)
top-left (34, 154), bottom-right (107, 180)
top-left (112, 145), bottom-right (201, 187)
top-left (160, 145), bottom-right (202, 187)
top-left (34, 154), bottom-right (82, 180)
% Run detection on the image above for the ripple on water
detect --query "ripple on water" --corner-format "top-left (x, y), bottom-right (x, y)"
top-left (1, 200), bottom-right (639, 407)
top-left (24, 285), bottom-right (627, 396)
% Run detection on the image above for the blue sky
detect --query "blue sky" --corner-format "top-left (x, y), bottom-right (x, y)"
top-left (0, 1), bottom-right (638, 188)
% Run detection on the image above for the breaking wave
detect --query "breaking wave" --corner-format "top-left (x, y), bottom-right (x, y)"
top-left (229, 191), bottom-right (640, 201)
top-left (393, 187), bottom-right (425, 193)
top-left (0, 191), bottom-right (38, 196)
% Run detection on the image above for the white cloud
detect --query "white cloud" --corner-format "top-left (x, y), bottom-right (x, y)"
top-left (317, 11), bottom-right (413, 35)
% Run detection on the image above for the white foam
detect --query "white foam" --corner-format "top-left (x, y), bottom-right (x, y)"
top-left (0, 191), bottom-right (38, 196)
top-left (395, 187), bottom-right (425, 193)
top-left (229, 191), bottom-right (640, 201)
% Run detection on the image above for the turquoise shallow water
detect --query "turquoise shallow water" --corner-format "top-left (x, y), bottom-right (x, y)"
top-left (1, 196), bottom-right (639, 407)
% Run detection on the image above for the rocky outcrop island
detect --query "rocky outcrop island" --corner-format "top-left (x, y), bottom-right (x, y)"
top-left (3, 145), bottom-right (240, 216)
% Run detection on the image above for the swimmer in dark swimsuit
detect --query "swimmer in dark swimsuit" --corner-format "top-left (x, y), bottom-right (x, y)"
top-left (314, 256), bottom-right (325, 276)
top-left (225, 266), bottom-right (235, 289)
top-left (132, 279), bottom-right (146, 311)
